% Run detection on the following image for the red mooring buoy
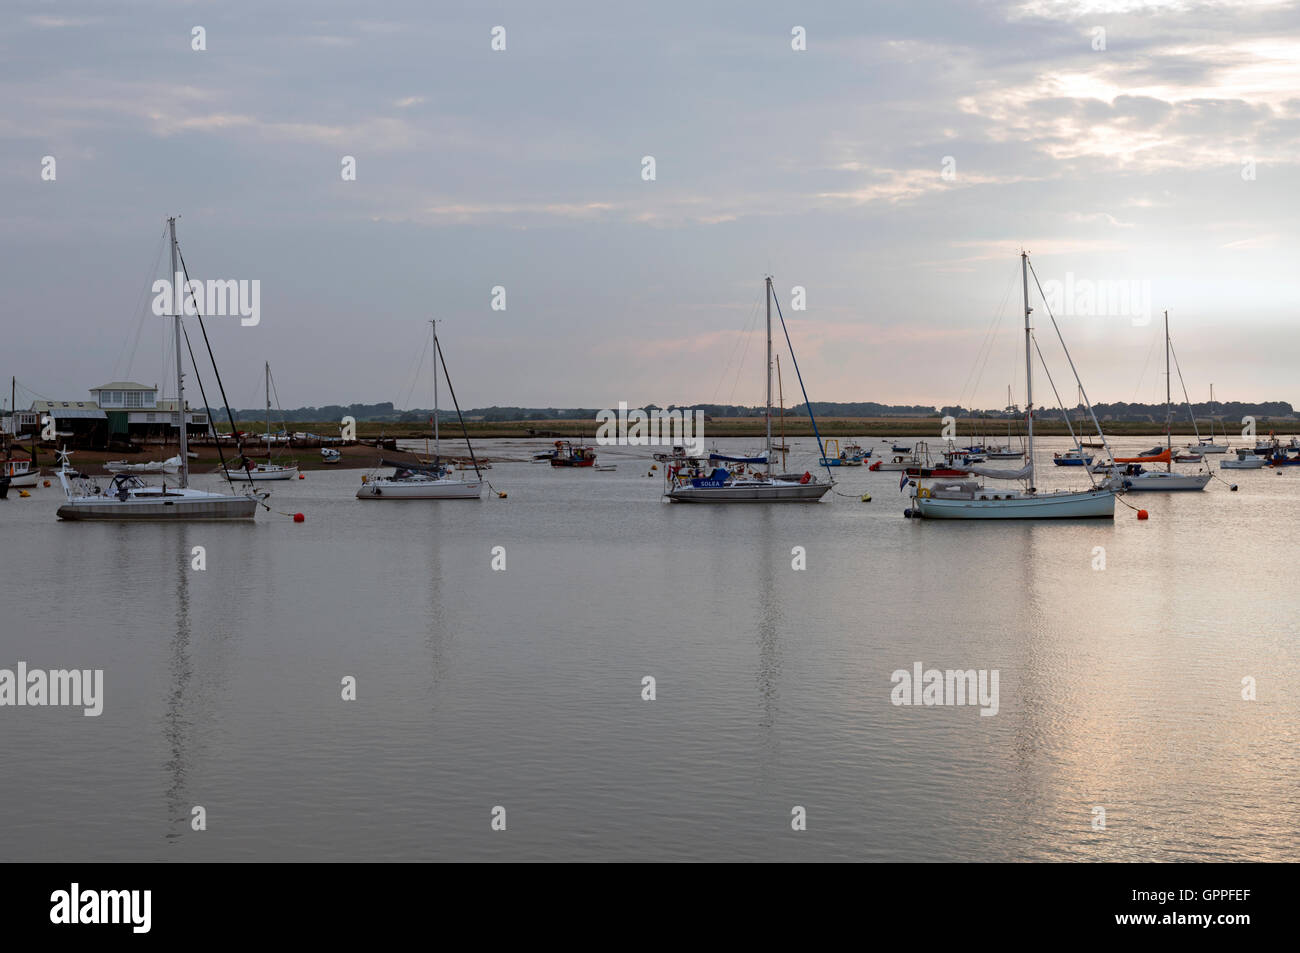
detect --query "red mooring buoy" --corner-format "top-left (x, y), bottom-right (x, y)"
top-left (293, 513), bottom-right (305, 522)
top-left (1137, 509), bottom-right (1149, 520)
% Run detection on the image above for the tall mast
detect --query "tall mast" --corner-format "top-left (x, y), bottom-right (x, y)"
top-left (431, 320), bottom-right (439, 459)
top-left (265, 361), bottom-right (271, 458)
top-left (169, 216), bottom-right (189, 488)
top-left (1021, 251), bottom-right (1034, 491)
top-left (1165, 309), bottom-right (1171, 471)
top-left (764, 276), bottom-right (773, 476)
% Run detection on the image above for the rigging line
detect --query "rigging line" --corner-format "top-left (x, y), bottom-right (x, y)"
top-left (1166, 335), bottom-right (1203, 442)
top-left (1026, 259), bottom-right (1113, 464)
top-left (770, 285), bottom-right (833, 484)
top-left (956, 261), bottom-right (1019, 410)
top-left (113, 224), bottom-right (169, 384)
top-left (432, 336), bottom-right (479, 478)
top-left (1131, 326), bottom-right (1160, 404)
top-left (176, 244), bottom-right (249, 469)
top-left (177, 320), bottom-right (235, 485)
top-left (724, 290), bottom-right (763, 406)
top-left (397, 329), bottom-right (431, 416)
top-left (711, 289), bottom-right (761, 404)
top-left (1029, 330), bottom-right (1098, 489)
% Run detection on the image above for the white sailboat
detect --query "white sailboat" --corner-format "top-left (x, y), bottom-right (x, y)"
top-left (1120, 311), bottom-right (1210, 492)
top-left (356, 320), bottom-right (485, 501)
top-left (1190, 384), bottom-right (1228, 453)
top-left (57, 219), bottom-right (262, 521)
top-left (225, 362), bottom-right (299, 481)
top-left (665, 277), bottom-right (831, 503)
top-left (909, 252), bottom-right (1115, 519)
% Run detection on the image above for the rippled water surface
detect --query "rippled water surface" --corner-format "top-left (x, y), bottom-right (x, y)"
top-left (2, 437), bottom-right (1297, 861)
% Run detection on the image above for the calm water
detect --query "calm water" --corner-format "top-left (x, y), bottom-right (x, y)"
top-left (2, 437), bottom-right (1297, 861)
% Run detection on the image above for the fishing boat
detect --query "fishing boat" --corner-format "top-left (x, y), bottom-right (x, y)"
top-left (818, 438), bottom-right (863, 467)
top-left (904, 442), bottom-right (969, 478)
top-left (105, 455), bottom-right (183, 474)
top-left (225, 362), bottom-right (300, 482)
top-left (1220, 448), bottom-right (1265, 470)
top-left (869, 454), bottom-right (920, 472)
top-left (57, 219), bottom-right (262, 521)
top-left (665, 277), bottom-right (831, 503)
top-left (908, 252), bottom-right (1115, 519)
top-left (1, 459), bottom-right (38, 488)
top-left (1052, 448), bottom-right (1093, 466)
top-left (890, 442), bottom-right (912, 453)
top-left (843, 441), bottom-right (871, 461)
top-left (547, 440), bottom-right (597, 467)
top-left (1120, 312), bottom-right (1210, 492)
top-left (321, 448), bottom-right (341, 464)
top-left (357, 320), bottom-right (486, 501)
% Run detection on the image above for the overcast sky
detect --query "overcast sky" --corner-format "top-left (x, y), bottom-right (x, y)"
top-left (3, 0), bottom-right (1298, 415)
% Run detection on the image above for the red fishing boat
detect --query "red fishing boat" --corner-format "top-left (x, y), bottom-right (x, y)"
top-left (548, 440), bottom-right (597, 467)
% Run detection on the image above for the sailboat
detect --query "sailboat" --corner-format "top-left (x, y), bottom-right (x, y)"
top-left (1118, 311), bottom-right (1210, 492)
top-left (908, 252), bottom-right (1115, 519)
top-left (985, 386), bottom-right (1025, 459)
top-left (356, 320), bottom-right (485, 500)
top-left (665, 277), bottom-right (831, 502)
top-left (225, 362), bottom-right (299, 481)
top-left (57, 218), bottom-right (261, 520)
top-left (1190, 385), bottom-right (1228, 453)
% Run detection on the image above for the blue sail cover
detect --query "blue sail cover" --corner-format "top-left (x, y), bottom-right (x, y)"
top-left (708, 453), bottom-right (767, 464)
top-left (690, 468), bottom-right (732, 488)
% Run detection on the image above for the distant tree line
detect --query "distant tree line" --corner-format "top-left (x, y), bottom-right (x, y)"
top-left (214, 399), bottom-right (1297, 423)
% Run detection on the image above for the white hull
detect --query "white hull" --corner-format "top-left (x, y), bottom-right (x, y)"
top-left (225, 464), bottom-right (299, 482)
top-left (666, 480), bottom-right (831, 503)
top-left (6, 472), bottom-right (38, 488)
top-left (1220, 456), bottom-right (1265, 469)
top-left (57, 486), bottom-right (258, 520)
top-left (356, 478), bottom-right (483, 500)
top-left (1194, 444), bottom-right (1228, 454)
top-left (3, 463), bottom-right (38, 487)
top-left (912, 487), bottom-right (1115, 519)
top-left (1121, 471), bottom-right (1211, 491)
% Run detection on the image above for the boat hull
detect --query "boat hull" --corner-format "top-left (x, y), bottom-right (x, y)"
top-left (1121, 472), bottom-right (1211, 491)
top-left (356, 479), bottom-right (483, 500)
top-left (225, 465), bottom-right (300, 482)
top-left (666, 482), bottom-right (831, 503)
top-left (912, 489), bottom-right (1115, 519)
top-left (56, 495), bottom-right (258, 520)
top-left (1220, 459), bottom-right (1264, 469)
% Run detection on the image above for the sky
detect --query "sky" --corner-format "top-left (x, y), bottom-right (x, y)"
top-left (3, 0), bottom-right (1299, 415)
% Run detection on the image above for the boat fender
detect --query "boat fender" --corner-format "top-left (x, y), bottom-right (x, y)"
top-left (800, 471), bottom-right (811, 484)
top-left (903, 508), bottom-right (913, 518)
top-left (43, 479), bottom-right (51, 487)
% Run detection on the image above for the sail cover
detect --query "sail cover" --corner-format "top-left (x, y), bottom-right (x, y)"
top-left (961, 461), bottom-right (1033, 480)
top-left (708, 453), bottom-right (767, 464)
top-left (1115, 449), bottom-right (1171, 463)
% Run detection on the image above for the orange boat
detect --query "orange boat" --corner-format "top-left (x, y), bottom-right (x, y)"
top-left (1114, 448), bottom-right (1171, 464)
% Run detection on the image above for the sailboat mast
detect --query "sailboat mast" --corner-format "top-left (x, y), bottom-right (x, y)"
top-left (1165, 309), bottom-right (1171, 470)
top-left (265, 361), bottom-right (271, 458)
top-left (1021, 252), bottom-right (1034, 491)
top-left (169, 216), bottom-right (189, 488)
top-left (431, 320), bottom-right (439, 459)
top-left (764, 276), bottom-right (773, 476)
